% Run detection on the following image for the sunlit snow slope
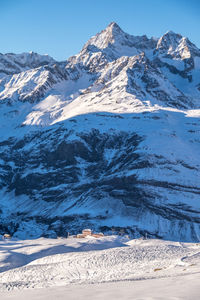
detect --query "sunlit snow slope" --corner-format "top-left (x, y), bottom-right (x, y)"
top-left (0, 236), bottom-right (200, 294)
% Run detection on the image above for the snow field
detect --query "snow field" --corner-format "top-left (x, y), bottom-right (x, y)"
top-left (0, 236), bottom-right (200, 294)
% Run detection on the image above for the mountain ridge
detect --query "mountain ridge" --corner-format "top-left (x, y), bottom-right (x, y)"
top-left (0, 23), bottom-right (200, 241)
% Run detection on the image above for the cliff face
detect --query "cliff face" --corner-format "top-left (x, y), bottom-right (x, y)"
top-left (0, 23), bottom-right (200, 241)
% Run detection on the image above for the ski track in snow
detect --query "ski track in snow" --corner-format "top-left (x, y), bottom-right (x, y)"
top-left (0, 236), bottom-right (200, 294)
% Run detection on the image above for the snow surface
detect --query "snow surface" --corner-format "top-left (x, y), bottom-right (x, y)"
top-left (0, 236), bottom-right (200, 299)
top-left (1, 274), bottom-right (200, 300)
top-left (0, 107), bottom-right (200, 241)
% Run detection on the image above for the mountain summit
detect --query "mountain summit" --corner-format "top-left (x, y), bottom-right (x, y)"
top-left (156, 30), bottom-right (200, 59)
top-left (0, 23), bottom-right (200, 241)
top-left (84, 22), bottom-right (129, 49)
top-left (82, 22), bottom-right (157, 59)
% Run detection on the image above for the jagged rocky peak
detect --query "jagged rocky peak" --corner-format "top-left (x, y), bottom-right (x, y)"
top-left (156, 30), bottom-right (200, 59)
top-left (82, 22), bottom-right (157, 52)
top-left (156, 31), bottom-right (183, 54)
top-left (83, 22), bottom-right (126, 50)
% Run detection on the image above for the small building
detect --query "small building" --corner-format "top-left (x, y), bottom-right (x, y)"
top-left (3, 233), bottom-right (11, 239)
top-left (76, 234), bottom-right (85, 238)
top-left (82, 229), bottom-right (92, 236)
top-left (76, 229), bottom-right (104, 238)
top-left (92, 233), bottom-right (104, 238)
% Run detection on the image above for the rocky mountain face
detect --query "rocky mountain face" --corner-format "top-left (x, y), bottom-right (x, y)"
top-left (0, 52), bottom-right (55, 77)
top-left (0, 23), bottom-right (200, 241)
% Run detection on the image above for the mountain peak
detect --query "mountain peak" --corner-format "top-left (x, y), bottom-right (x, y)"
top-left (106, 21), bottom-right (124, 34)
top-left (82, 22), bottom-right (126, 51)
top-left (157, 30), bottom-right (182, 45)
top-left (156, 30), bottom-right (200, 59)
top-left (107, 21), bottom-right (121, 29)
top-left (81, 22), bottom-right (157, 58)
top-left (102, 21), bottom-right (126, 42)
top-left (156, 30), bottom-right (184, 55)
top-left (165, 30), bottom-right (182, 37)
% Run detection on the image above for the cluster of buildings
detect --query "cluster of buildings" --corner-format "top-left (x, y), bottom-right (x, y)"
top-left (1, 229), bottom-right (105, 240)
top-left (76, 228), bottom-right (104, 238)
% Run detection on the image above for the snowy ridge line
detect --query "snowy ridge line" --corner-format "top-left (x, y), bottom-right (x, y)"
top-left (0, 22), bottom-right (200, 127)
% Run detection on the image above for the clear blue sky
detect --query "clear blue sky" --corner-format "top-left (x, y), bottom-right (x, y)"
top-left (1, 0), bottom-right (199, 61)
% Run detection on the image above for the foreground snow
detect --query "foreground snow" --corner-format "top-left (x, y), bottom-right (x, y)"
top-left (0, 236), bottom-right (200, 299)
top-left (1, 273), bottom-right (200, 300)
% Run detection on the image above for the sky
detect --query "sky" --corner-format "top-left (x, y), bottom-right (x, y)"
top-left (0, 0), bottom-right (199, 61)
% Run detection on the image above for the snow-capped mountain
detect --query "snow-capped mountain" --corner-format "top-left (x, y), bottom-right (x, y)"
top-left (156, 30), bottom-right (200, 59)
top-left (0, 51), bottom-right (55, 78)
top-left (0, 23), bottom-right (200, 241)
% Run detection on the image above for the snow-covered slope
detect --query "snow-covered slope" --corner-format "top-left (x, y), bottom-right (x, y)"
top-left (0, 64), bottom-right (67, 103)
top-left (0, 236), bottom-right (200, 298)
top-left (0, 23), bottom-right (200, 241)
